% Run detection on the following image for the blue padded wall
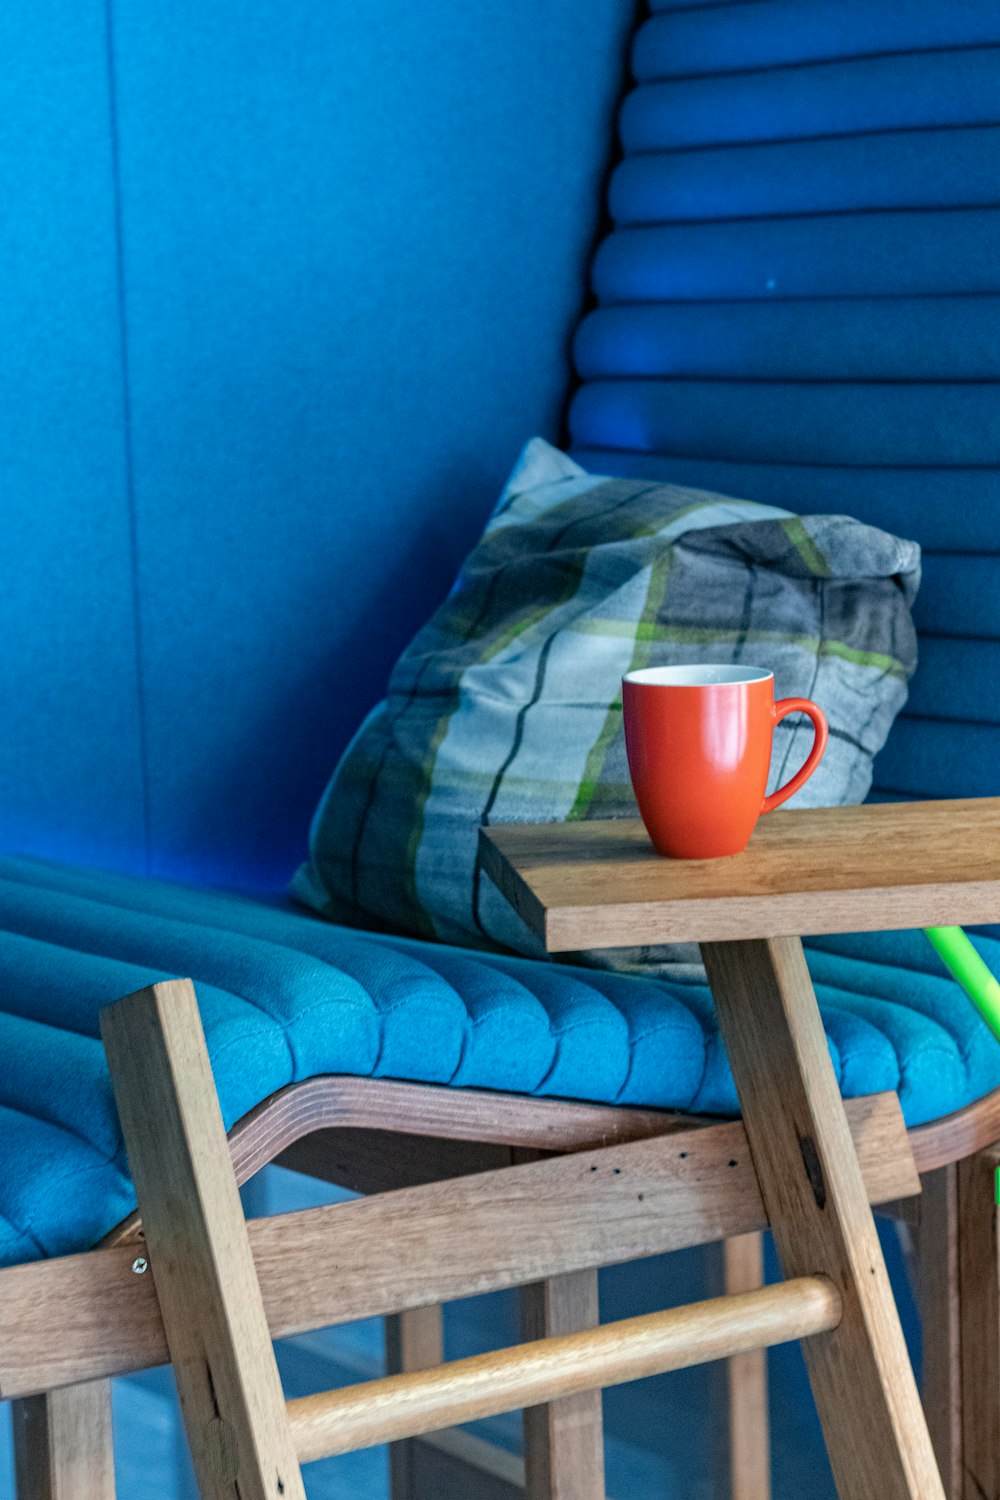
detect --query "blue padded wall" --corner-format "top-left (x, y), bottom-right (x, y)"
top-left (571, 0), bottom-right (1000, 805)
top-left (0, 1), bottom-right (147, 869)
top-left (1, 0), bottom-right (636, 887)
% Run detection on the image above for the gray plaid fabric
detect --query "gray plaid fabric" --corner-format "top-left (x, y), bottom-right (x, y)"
top-left (294, 439), bottom-right (920, 976)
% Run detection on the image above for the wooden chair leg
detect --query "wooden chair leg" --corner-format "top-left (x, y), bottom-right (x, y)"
top-left (386, 1305), bottom-right (445, 1499)
top-left (956, 1146), bottom-right (1000, 1500)
top-left (915, 1166), bottom-right (962, 1499)
top-left (702, 937), bottom-right (943, 1500)
top-left (12, 1381), bottom-right (116, 1500)
top-left (521, 1270), bottom-right (605, 1500)
top-left (100, 979), bottom-right (306, 1500)
top-left (723, 1233), bottom-right (771, 1500)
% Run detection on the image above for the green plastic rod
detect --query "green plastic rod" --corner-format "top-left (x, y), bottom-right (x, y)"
top-left (925, 925), bottom-right (1000, 1042)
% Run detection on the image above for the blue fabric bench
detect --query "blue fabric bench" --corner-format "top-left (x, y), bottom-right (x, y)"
top-left (4, 0), bottom-right (1000, 1293)
top-left (3, 851), bottom-right (999, 1266)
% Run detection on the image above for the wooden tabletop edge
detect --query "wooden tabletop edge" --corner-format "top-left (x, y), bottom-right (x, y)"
top-left (541, 880), bottom-right (1000, 951)
top-left (477, 827), bottom-right (549, 941)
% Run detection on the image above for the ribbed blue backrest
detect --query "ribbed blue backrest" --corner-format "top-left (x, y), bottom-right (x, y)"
top-left (570, 0), bottom-right (1000, 802)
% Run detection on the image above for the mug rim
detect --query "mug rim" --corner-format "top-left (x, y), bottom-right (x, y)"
top-left (623, 665), bottom-right (773, 689)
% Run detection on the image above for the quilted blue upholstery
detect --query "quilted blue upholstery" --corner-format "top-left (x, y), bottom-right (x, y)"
top-left (571, 0), bottom-right (1000, 807)
top-left (1, 853), bottom-right (998, 1266)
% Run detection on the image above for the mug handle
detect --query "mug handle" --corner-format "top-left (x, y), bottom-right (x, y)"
top-left (761, 698), bottom-right (829, 815)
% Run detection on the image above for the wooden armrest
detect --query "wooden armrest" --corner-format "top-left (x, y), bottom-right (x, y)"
top-left (479, 798), bottom-right (1000, 951)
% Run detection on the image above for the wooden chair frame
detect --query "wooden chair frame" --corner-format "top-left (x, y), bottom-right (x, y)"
top-left (3, 969), bottom-right (999, 1499)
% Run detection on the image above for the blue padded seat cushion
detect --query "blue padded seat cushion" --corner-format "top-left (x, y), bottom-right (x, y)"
top-left (0, 853), bottom-right (998, 1266)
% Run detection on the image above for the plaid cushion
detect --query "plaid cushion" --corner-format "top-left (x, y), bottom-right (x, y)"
top-left (293, 439), bottom-right (920, 974)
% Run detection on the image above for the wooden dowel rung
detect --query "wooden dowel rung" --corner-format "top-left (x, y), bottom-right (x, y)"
top-left (288, 1275), bottom-right (840, 1465)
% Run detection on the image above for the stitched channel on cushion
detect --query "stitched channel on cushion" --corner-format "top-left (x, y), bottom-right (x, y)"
top-left (0, 1103), bottom-right (132, 1259)
top-left (0, 1209), bottom-right (39, 1265)
top-left (0, 858), bottom-right (469, 1080)
top-left (9, 864), bottom-right (995, 1122)
top-left (806, 941), bottom-right (996, 1062)
top-left (815, 991), bottom-right (965, 1116)
top-left (0, 1012), bottom-right (121, 1160)
top-left (613, 1011), bottom-right (711, 1111)
top-left (0, 875), bottom-right (382, 1081)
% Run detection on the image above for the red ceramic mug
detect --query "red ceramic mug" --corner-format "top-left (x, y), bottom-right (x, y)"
top-left (622, 666), bottom-right (829, 859)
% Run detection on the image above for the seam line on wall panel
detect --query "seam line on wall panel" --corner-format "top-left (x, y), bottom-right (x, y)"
top-left (611, 200), bottom-right (1000, 231)
top-left (623, 118), bottom-right (1000, 162)
top-left (104, 0), bottom-right (151, 874)
top-left (565, 446), bottom-right (1000, 472)
top-left (633, 40), bottom-right (1000, 89)
top-left (573, 374), bottom-right (1000, 387)
top-left (648, 1), bottom-right (777, 20)
top-left (584, 291), bottom-right (1000, 310)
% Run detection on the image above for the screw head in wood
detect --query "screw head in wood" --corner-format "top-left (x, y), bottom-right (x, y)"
top-left (132, 1256), bottom-right (148, 1275)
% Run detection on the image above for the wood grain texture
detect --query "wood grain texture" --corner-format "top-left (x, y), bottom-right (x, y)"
top-left (723, 1233), bottom-right (771, 1500)
top-left (100, 1066), bottom-right (1000, 1252)
top-left (279, 1127), bottom-right (515, 1197)
top-left (0, 1092), bottom-right (914, 1401)
top-left (287, 1277), bottom-right (841, 1463)
top-left (909, 1091), bottom-right (1000, 1177)
top-left (386, 1305), bottom-right (445, 1500)
top-left (521, 1271), bottom-right (605, 1500)
top-left (916, 1167), bottom-right (963, 1499)
top-left (12, 1380), bottom-right (116, 1500)
top-left (100, 980), bottom-right (305, 1500)
top-left (957, 1145), bottom-right (1000, 1500)
top-left (702, 938), bottom-right (944, 1500)
top-left (227, 1076), bottom-right (688, 1164)
top-left (480, 799), bottom-right (1000, 949)
top-left (103, 1077), bottom-right (695, 1247)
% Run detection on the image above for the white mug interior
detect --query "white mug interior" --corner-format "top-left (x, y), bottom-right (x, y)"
top-left (623, 665), bottom-right (773, 688)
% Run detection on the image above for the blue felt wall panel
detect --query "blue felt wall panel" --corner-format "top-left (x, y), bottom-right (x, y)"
top-left (8, 0), bottom-right (1000, 868)
top-left (0, 1), bottom-right (147, 870)
top-left (573, 3), bottom-right (1000, 805)
top-left (1, 0), bottom-right (635, 886)
top-left (104, 0), bottom-right (634, 888)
